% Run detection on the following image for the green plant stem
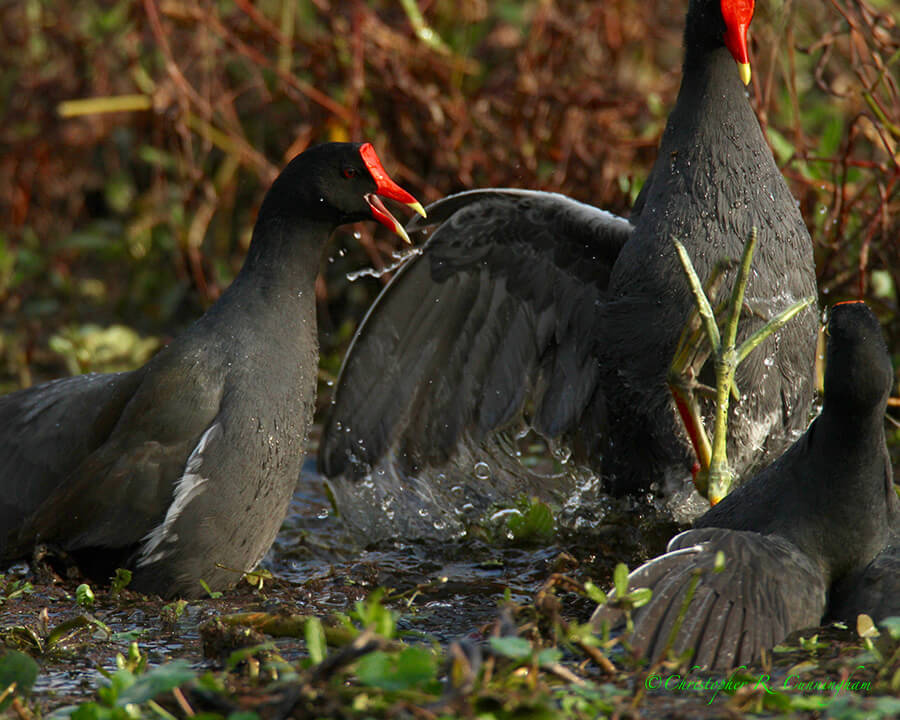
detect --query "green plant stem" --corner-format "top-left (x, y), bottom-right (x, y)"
top-left (57, 94), bottom-right (152, 117)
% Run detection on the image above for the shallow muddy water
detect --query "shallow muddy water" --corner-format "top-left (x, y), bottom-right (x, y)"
top-left (3, 447), bottom-right (680, 710)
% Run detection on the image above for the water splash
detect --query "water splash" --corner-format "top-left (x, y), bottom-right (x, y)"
top-left (346, 246), bottom-right (422, 282)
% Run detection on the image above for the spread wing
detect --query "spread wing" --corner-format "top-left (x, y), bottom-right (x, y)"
top-left (591, 528), bottom-right (827, 670)
top-left (318, 189), bottom-right (631, 483)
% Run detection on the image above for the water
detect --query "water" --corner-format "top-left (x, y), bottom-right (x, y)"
top-left (10, 435), bottom-right (677, 708)
top-left (263, 451), bottom-right (674, 642)
top-left (268, 434), bottom-right (678, 591)
top-left (345, 247), bottom-right (422, 282)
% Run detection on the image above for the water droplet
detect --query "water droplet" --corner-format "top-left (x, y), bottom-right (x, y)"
top-left (473, 461), bottom-right (491, 480)
top-left (549, 438), bottom-right (572, 464)
top-left (490, 508), bottom-right (522, 523)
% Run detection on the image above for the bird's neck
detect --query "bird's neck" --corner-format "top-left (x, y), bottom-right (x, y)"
top-left (662, 45), bottom-right (758, 166)
top-left (813, 405), bottom-right (890, 496)
top-left (810, 405), bottom-right (894, 581)
top-left (620, 45), bottom-right (795, 293)
top-left (239, 216), bottom-right (332, 291)
top-left (201, 216), bottom-right (331, 338)
top-left (629, 44), bottom-right (764, 254)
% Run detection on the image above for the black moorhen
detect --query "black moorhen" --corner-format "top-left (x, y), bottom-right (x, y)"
top-left (829, 540), bottom-right (900, 624)
top-left (591, 301), bottom-right (899, 670)
top-left (318, 0), bottom-right (817, 532)
top-left (0, 142), bottom-right (424, 599)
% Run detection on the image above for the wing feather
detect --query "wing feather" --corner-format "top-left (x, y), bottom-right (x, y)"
top-left (320, 189), bottom-right (631, 482)
top-left (590, 528), bottom-right (827, 670)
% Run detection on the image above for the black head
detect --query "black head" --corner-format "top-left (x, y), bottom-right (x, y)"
top-left (257, 142), bottom-right (424, 241)
top-left (685, 0), bottom-right (754, 84)
top-left (824, 302), bottom-right (894, 415)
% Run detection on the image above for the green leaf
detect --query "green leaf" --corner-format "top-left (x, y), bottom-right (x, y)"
top-left (0, 651), bottom-right (39, 709)
top-left (626, 587), bottom-right (653, 609)
top-left (353, 589), bottom-right (396, 639)
top-left (198, 579), bottom-right (222, 599)
top-left (161, 600), bottom-right (188, 624)
top-left (857, 614), bottom-right (879, 638)
top-left (114, 660), bottom-right (196, 706)
top-left (765, 126), bottom-right (795, 165)
top-left (110, 568), bottom-right (132, 595)
top-left (69, 701), bottom-right (111, 719)
top-left (104, 172), bottom-right (136, 214)
top-left (536, 648), bottom-right (563, 666)
top-left (226, 643), bottom-right (275, 670)
top-left (0, 579), bottom-right (33, 604)
top-left (506, 499), bottom-right (555, 542)
top-left (583, 581), bottom-right (608, 605)
top-left (488, 635), bottom-right (532, 660)
top-left (305, 617), bottom-right (327, 665)
top-left (76, 584), bottom-right (95, 607)
top-left (109, 629), bottom-right (144, 643)
top-left (355, 647), bottom-right (437, 691)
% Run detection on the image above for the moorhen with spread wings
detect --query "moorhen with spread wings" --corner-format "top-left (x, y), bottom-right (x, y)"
top-left (318, 0), bottom-right (818, 537)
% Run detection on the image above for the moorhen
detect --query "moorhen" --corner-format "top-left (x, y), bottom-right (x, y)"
top-left (591, 301), bottom-right (899, 670)
top-left (0, 142), bottom-right (424, 598)
top-left (318, 0), bottom-right (817, 533)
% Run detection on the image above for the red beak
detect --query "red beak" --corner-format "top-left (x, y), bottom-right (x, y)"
top-left (359, 143), bottom-right (426, 244)
top-left (721, 0), bottom-right (754, 85)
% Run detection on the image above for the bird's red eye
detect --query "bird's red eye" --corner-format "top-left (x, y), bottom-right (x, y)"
top-left (342, 167), bottom-right (358, 179)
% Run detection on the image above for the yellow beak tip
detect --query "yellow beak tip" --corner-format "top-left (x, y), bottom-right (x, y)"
top-left (396, 223), bottom-right (413, 245)
top-left (409, 201), bottom-right (427, 219)
top-left (739, 63), bottom-right (751, 86)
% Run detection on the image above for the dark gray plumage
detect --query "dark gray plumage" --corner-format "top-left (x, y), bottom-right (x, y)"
top-left (321, 190), bottom-right (629, 477)
top-left (319, 0), bottom-right (817, 537)
top-left (0, 142), bottom-right (421, 598)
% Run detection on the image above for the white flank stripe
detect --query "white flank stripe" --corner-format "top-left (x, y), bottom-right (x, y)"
top-left (137, 422), bottom-right (222, 567)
